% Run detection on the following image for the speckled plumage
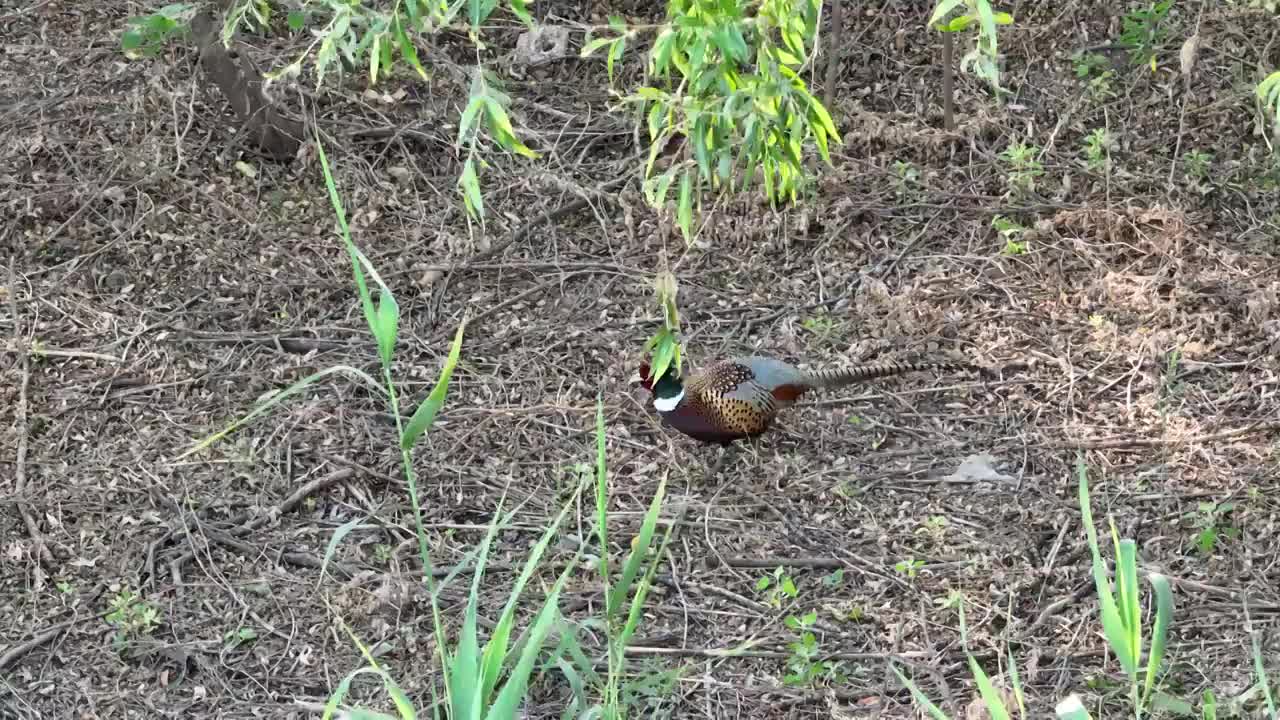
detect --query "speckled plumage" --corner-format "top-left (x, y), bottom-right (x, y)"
top-left (638, 354), bottom-right (985, 446)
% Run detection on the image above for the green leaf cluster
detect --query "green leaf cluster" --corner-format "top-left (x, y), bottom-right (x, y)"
top-left (120, 3), bottom-right (196, 58)
top-left (643, 269), bottom-right (684, 383)
top-left (1258, 71), bottom-right (1280, 141)
top-left (584, 0), bottom-right (841, 242)
top-left (457, 69), bottom-right (542, 225)
top-left (929, 0), bottom-right (1013, 94)
top-left (1118, 0), bottom-right (1172, 72)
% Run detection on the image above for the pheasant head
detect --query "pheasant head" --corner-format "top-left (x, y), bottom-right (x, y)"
top-left (634, 360), bottom-right (686, 412)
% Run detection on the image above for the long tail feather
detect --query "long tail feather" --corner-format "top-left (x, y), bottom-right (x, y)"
top-left (802, 360), bottom-right (988, 389)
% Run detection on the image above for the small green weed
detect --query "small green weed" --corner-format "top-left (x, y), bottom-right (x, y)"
top-left (1183, 149), bottom-right (1212, 181)
top-left (1157, 347), bottom-right (1187, 413)
top-left (756, 567), bottom-right (799, 609)
top-left (999, 141), bottom-right (1044, 198)
top-left (558, 460), bottom-right (594, 498)
top-left (892, 160), bottom-right (922, 199)
top-left (1073, 51), bottom-right (1110, 78)
top-left (1186, 501), bottom-right (1240, 556)
top-left (105, 589), bottom-right (160, 652)
top-left (917, 515), bottom-right (950, 544)
top-left (1089, 70), bottom-right (1118, 102)
top-left (894, 557), bottom-right (925, 579)
top-left (1260, 71), bottom-right (1280, 141)
top-left (993, 214), bottom-right (1029, 255)
top-left (1072, 52), bottom-right (1116, 101)
top-left (801, 312), bottom-right (837, 342)
top-left (1120, 1), bottom-right (1173, 71)
top-left (1082, 128), bottom-right (1114, 172)
top-left (782, 610), bottom-right (845, 687)
top-left (222, 627), bottom-right (258, 651)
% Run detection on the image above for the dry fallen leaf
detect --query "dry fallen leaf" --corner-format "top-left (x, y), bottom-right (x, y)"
top-left (1180, 33), bottom-right (1200, 81)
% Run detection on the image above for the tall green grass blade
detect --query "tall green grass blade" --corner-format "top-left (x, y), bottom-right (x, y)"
top-left (320, 517), bottom-right (376, 584)
top-left (380, 674), bottom-right (418, 720)
top-left (325, 617), bottom-right (416, 719)
top-left (479, 495), bottom-right (580, 704)
top-left (324, 667), bottom-right (404, 719)
top-left (1202, 688), bottom-right (1217, 720)
top-left (402, 319), bottom-right (466, 449)
top-left (1078, 457), bottom-right (1137, 677)
top-left (1253, 632), bottom-right (1277, 717)
top-left (1142, 572), bottom-right (1174, 706)
top-left (315, 135), bottom-right (401, 365)
top-left (553, 656), bottom-right (590, 720)
top-left (373, 289), bottom-right (400, 367)
top-left (594, 394), bottom-right (612, 616)
top-left (1055, 694), bottom-right (1093, 720)
top-left (430, 674), bottom-right (443, 720)
top-left (1149, 692), bottom-right (1193, 716)
top-left (552, 624), bottom-right (602, 688)
top-left (487, 559), bottom-right (580, 720)
top-left (177, 365), bottom-right (384, 459)
top-left (1114, 529), bottom-right (1141, 674)
top-left (607, 474), bottom-right (667, 620)
top-left (324, 666), bottom-right (375, 719)
top-left (615, 479), bottom-right (672, 658)
top-left (967, 654), bottom-right (1010, 720)
top-left (451, 497), bottom-right (507, 720)
top-left (891, 665), bottom-right (952, 720)
top-left (1007, 647), bottom-right (1027, 715)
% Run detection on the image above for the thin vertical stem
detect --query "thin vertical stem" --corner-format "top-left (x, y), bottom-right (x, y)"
top-left (822, 0), bottom-right (844, 111)
top-left (942, 31), bottom-right (955, 131)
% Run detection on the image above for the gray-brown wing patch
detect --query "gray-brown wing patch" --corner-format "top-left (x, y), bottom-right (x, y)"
top-left (688, 362), bottom-right (777, 435)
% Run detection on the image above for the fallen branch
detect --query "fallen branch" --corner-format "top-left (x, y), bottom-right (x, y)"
top-left (1046, 421), bottom-right (1280, 450)
top-left (8, 259), bottom-right (53, 567)
top-left (0, 622), bottom-right (73, 672)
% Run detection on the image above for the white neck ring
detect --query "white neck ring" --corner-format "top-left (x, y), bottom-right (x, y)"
top-left (653, 388), bottom-right (684, 412)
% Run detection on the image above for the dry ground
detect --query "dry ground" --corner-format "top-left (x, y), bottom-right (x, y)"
top-left (3, 1), bottom-right (1280, 718)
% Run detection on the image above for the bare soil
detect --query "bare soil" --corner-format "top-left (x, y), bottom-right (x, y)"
top-left (3, 1), bottom-right (1280, 718)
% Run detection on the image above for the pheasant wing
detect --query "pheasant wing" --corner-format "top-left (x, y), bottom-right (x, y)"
top-left (687, 364), bottom-right (779, 436)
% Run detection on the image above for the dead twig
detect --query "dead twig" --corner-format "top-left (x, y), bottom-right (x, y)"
top-left (163, 468), bottom-right (357, 582)
top-left (0, 622), bottom-right (73, 672)
top-left (8, 260), bottom-right (52, 567)
top-left (459, 171), bottom-right (636, 270)
top-left (1045, 421), bottom-right (1280, 450)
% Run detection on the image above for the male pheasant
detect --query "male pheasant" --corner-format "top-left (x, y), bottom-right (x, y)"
top-left (634, 354), bottom-right (991, 446)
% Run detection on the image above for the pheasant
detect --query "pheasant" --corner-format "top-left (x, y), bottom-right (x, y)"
top-left (633, 354), bottom-right (993, 446)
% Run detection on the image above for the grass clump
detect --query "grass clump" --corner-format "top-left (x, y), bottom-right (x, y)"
top-left (178, 135), bottom-right (677, 719)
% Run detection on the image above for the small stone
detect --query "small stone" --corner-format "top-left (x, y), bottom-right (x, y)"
top-left (418, 269), bottom-right (445, 288)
